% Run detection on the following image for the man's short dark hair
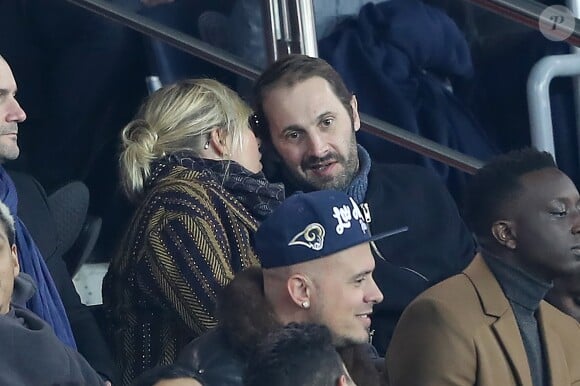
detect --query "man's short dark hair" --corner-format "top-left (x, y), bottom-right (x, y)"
top-left (252, 55), bottom-right (353, 143)
top-left (463, 147), bottom-right (556, 239)
top-left (244, 323), bottom-right (349, 386)
top-left (132, 364), bottom-right (203, 386)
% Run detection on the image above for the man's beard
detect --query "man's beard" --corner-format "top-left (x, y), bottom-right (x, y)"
top-left (0, 123), bottom-right (20, 163)
top-left (283, 130), bottom-right (359, 192)
top-left (0, 123), bottom-right (18, 136)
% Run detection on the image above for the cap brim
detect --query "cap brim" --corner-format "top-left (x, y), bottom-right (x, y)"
top-left (369, 226), bottom-right (409, 243)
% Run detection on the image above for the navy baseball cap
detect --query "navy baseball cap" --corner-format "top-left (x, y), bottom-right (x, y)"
top-left (255, 190), bottom-right (408, 269)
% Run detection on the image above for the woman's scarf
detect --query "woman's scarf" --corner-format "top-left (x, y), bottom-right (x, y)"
top-left (168, 154), bottom-right (285, 221)
top-left (0, 167), bottom-right (76, 348)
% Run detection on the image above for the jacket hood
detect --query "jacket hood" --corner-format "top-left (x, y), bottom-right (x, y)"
top-left (11, 272), bottom-right (37, 308)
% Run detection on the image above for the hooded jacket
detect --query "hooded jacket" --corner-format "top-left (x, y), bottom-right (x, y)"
top-left (0, 273), bottom-right (104, 386)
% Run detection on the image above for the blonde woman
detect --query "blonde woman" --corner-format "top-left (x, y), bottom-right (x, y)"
top-left (102, 79), bottom-right (284, 385)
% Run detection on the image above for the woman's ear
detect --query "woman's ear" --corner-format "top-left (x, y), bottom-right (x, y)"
top-left (209, 128), bottom-right (229, 157)
top-left (491, 220), bottom-right (517, 250)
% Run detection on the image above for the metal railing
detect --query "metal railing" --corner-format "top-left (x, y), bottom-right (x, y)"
top-left (262, 0), bottom-right (318, 63)
top-left (465, 0), bottom-right (580, 46)
top-left (528, 53), bottom-right (580, 156)
top-left (67, 0), bottom-right (261, 80)
top-left (66, 0), bottom-right (484, 174)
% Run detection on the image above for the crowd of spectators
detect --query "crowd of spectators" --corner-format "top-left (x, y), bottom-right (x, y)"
top-left (0, 1), bottom-right (579, 386)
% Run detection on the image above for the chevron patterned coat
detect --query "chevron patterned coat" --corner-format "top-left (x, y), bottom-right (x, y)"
top-left (102, 161), bottom-right (261, 385)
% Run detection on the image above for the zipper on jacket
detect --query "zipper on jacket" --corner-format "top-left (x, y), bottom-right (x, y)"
top-left (361, 202), bottom-right (429, 283)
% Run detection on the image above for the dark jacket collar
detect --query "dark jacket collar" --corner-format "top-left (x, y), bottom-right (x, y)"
top-left (482, 250), bottom-right (552, 312)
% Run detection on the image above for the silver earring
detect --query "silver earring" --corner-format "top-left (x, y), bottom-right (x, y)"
top-left (203, 140), bottom-right (210, 150)
top-left (301, 301), bottom-right (310, 309)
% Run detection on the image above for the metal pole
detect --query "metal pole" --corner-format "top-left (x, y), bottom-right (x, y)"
top-left (262, 0), bottom-right (280, 64)
top-left (279, 0), bottom-right (293, 56)
top-left (567, 0), bottom-right (580, 166)
top-left (294, 0), bottom-right (318, 57)
top-left (527, 53), bottom-right (580, 156)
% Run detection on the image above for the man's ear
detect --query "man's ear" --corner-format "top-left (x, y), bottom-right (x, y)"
top-left (11, 244), bottom-right (19, 277)
top-left (491, 220), bottom-right (517, 250)
top-left (336, 374), bottom-right (353, 386)
top-left (350, 95), bottom-right (361, 132)
top-left (287, 274), bottom-right (312, 308)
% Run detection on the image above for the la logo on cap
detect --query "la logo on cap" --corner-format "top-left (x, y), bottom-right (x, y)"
top-left (288, 223), bottom-right (325, 251)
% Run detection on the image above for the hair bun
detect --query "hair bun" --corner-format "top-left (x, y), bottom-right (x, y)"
top-left (123, 119), bottom-right (159, 151)
top-left (120, 119), bottom-right (161, 198)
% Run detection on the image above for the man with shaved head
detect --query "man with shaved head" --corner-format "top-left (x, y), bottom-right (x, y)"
top-left (178, 190), bottom-right (407, 386)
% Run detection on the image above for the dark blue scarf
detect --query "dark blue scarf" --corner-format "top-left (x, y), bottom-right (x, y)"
top-left (345, 145), bottom-right (372, 204)
top-left (0, 167), bottom-right (76, 348)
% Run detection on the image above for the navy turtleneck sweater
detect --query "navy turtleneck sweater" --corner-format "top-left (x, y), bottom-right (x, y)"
top-left (482, 251), bottom-right (553, 386)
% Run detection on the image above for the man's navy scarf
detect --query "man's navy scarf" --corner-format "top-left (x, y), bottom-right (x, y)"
top-left (0, 167), bottom-right (76, 348)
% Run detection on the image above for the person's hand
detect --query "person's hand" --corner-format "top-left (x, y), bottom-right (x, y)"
top-left (140, 0), bottom-right (175, 7)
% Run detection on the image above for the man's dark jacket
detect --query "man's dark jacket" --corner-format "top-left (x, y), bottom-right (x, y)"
top-left (177, 268), bottom-right (385, 386)
top-left (365, 163), bottom-right (474, 353)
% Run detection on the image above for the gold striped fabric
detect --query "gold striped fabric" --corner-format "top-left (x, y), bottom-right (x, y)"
top-left (102, 164), bottom-right (260, 385)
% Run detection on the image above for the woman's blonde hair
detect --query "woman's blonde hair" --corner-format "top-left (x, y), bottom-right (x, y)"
top-left (120, 78), bottom-right (252, 199)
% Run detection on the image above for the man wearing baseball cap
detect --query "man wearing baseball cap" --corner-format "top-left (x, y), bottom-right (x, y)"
top-left (177, 190), bottom-right (406, 386)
